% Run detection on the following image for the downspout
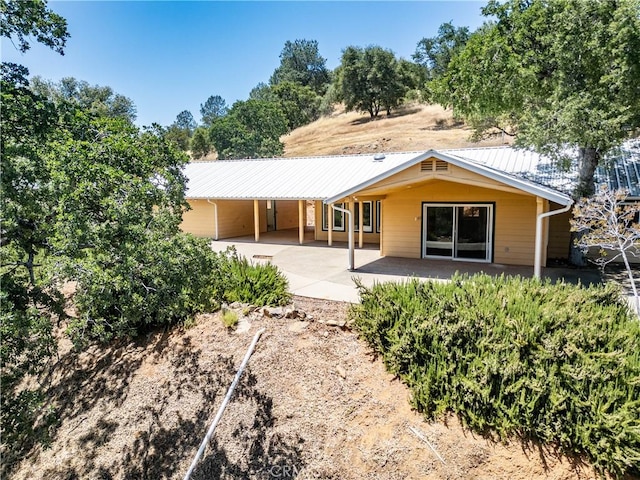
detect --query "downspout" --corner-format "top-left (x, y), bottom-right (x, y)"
top-left (332, 204), bottom-right (355, 271)
top-left (206, 199), bottom-right (219, 240)
top-left (534, 202), bottom-right (573, 279)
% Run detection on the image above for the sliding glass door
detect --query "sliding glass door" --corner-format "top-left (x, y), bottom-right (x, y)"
top-left (423, 204), bottom-right (493, 262)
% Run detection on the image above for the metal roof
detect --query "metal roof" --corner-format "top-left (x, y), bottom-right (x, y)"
top-left (183, 141), bottom-right (639, 204)
top-left (183, 152), bottom-right (424, 200)
top-left (595, 139), bottom-right (640, 198)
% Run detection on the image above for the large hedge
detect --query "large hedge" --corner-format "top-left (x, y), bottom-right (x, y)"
top-left (349, 274), bottom-right (640, 478)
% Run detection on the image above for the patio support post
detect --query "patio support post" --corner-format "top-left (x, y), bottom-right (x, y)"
top-left (534, 199), bottom-right (573, 279)
top-left (358, 201), bottom-right (364, 249)
top-left (332, 204), bottom-right (354, 271)
top-left (253, 199), bottom-right (260, 242)
top-left (298, 200), bottom-right (305, 245)
top-left (379, 201), bottom-right (383, 256)
top-left (328, 203), bottom-right (333, 246)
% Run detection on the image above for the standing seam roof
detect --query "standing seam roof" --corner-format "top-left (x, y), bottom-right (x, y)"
top-left (183, 142), bottom-right (639, 203)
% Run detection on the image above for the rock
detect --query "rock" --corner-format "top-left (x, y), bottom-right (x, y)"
top-left (288, 321), bottom-right (309, 333)
top-left (236, 316), bottom-right (251, 334)
top-left (325, 319), bottom-right (346, 328)
top-left (336, 366), bottom-right (347, 379)
top-left (263, 306), bottom-right (284, 318)
top-left (284, 308), bottom-right (302, 319)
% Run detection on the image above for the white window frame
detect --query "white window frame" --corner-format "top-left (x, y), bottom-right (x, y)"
top-left (422, 203), bottom-right (494, 263)
top-left (355, 201), bottom-right (373, 233)
top-left (322, 202), bottom-right (346, 231)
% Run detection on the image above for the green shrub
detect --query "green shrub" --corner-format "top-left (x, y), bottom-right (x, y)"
top-left (220, 247), bottom-right (291, 307)
top-left (350, 274), bottom-right (640, 478)
top-left (67, 233), bottom-right (223, 346)
top-left (221, 309), bottom-right (239, 329)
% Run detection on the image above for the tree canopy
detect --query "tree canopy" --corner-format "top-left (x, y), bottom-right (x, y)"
top-left (190, 126), bottom-right (211, 159)
top-left (434, 0), bottom-right (640, 197)
top-left (31, 76), bottom-right (137, 123)
top-left (209, 99), bottom-right (287, 159)
top-left (175, 109), bottom-right (196, 133)
top-left (336, 45), bottom-right (409, 118)
top-left (200, 95), bottom-right (228, 128)
top-left (413, 22), bottom-right (470, 82)
top-left (0, 0), bottom-right (69, 54)
top-left (270, 39), bottom-right (331, 96)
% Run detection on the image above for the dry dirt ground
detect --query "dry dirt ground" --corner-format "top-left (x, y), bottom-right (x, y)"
top-left (282, 104), bottom-right (510, 158)
top-left (11, 297), bottom-right (626, 480)
top-left (191, 103), bottom-right (510, 161)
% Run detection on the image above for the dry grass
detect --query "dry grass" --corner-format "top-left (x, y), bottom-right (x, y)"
top-left (9, 298), bottom-right (607, 480)
top-left (282, 104), bottom-right (511, 157)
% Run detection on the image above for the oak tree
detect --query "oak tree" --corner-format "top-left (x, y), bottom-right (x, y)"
top-left (434, 0), bottom-right (640, 198)
top-left (336, 45), bottom-right (408, 118)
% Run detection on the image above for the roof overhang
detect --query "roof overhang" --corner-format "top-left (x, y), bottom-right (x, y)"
top-left (323, 150), bottom-right (573, 206)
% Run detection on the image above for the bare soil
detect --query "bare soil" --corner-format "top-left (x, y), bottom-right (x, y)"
top-left (282, 104), bottom-right (511, 158)
top-left (10, 297), bottom-right (620, 480)
top-left (191, 103), bottom-right (510, 161)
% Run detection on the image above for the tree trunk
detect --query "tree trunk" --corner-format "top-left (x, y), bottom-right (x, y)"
top-left (569, 146), bottom-right (600, 266)
top-left (576, 146), bottom-right (599, 198)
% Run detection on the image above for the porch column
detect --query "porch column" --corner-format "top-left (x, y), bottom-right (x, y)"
top-left (379, 201), bottom-right (383, 256)
top-left (253, 199), bottom-right (260, 242)
top-left (534, 197), bottom-right (548, 278)
top-left (328, 203), bottom-right (333, 246)
top-left (358, 200), bottom-right (364, 249)
top-left (349, 200), bottom-right (356, 254)
top-left (298, 200), bottom-right (305, 245)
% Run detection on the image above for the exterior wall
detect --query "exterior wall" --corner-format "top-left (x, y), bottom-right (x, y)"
top-left (313, 201), bottom-right (381, 243)
top-left (273, 200), bottom-right (301, 230)
top-left (181, 199), bottom-right (216, 237)
top-left (547, 208), bottom-right (571, 261)
top-left (381, 180), bottom-right (538, 266)
top-left (181, 199), bottom-right (267, 239)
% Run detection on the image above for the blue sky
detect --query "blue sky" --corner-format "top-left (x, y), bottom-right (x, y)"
top-left (2, 1), bottom-right (488, 127)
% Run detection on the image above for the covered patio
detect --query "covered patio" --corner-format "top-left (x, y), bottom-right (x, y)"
top-left (210, 231), bottom-right (601, 303)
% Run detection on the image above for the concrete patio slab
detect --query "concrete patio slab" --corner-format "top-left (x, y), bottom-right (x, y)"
top-left (210, 233), bottom-right (603, 303)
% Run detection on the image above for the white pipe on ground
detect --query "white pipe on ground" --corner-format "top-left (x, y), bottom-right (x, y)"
top-left (183, 327), bottom-right (266, 480)
top-left (332, 204), bottom-right (355, 271)
top-left (534, 202), bottom-right (573, 279)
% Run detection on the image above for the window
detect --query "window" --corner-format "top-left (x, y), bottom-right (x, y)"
top-left (355, 201), bottom-right (373, 232)
top-left (376, 201), bottom-right (381, 233)
top-left (423, 203), bottom-right (493, 262)
top-left (322, 203), bottom-right (345, 231)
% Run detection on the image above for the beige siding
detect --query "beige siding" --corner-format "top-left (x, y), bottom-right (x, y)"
top-left (181, 200), bottom-right (216, 237)
top-left (274, 200), bottom-right (300, 230)
top-left (547, 208), bottom-right (571, 260)
top-left (381, 181), bottom-right (538, 266)
top-left (356, 160), bottom-right (521, 198)
top-left (181, 199), bottom-right (265, 239)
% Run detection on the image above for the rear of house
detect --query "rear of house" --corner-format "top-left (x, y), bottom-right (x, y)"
top-left (180, 143), bottom-right (639, 270)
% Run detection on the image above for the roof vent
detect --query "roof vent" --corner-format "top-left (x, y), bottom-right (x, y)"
top-left (373, 153), bottom-right (385, 161)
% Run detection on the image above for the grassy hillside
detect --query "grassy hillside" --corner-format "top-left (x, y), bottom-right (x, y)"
top-left (282, 103), bottom-right (511, 157)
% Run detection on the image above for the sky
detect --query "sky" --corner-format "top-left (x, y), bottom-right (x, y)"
top-left (2, 1), bottom-right (488, 127)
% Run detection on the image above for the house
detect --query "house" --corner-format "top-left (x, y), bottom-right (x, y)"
top-left (180, 142), bottom-right (640, 274)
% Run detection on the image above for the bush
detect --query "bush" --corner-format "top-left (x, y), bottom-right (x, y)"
top-left (350, 274), bottom-right (640, 478)
top-left (221, 309), bottom-right (239, 329)
top-left (220, 247), bottom-right (291, 307)
top-left (67, 233), bottom-right (223, 345)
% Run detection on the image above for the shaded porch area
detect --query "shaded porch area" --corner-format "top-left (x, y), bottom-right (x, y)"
top-left (210, 233), bottom-right (601, 303)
